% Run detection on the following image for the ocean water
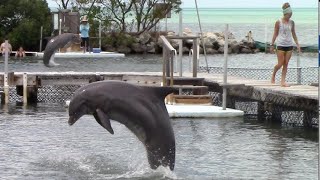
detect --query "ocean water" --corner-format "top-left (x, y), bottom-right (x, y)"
top-left (159, 8), bottom-right (317, 45)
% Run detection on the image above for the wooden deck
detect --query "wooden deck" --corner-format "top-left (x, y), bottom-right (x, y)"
top-left (0, 71), bottom-right (318, 111)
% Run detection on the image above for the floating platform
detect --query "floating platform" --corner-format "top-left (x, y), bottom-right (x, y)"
top-left (166, 104), bottom-right (244, 118)
top-left (64, 100), bottom-right (244, 118)
top-left (36, 51), bottom-right (125, 58)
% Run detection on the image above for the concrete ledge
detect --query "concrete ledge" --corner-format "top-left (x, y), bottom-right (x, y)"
top-left (166, 104), bottom-right (244, 118)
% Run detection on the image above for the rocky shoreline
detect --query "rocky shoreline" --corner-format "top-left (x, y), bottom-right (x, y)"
top-left (102, 28), bottom-right (259, 54)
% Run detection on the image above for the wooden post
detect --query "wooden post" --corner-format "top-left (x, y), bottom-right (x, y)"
top-left (23, 73), bottom-right (28, 104)
top-left (162, 47), bottom-right (167, 86)
top-left (192, 38), bottom-right (198, 77)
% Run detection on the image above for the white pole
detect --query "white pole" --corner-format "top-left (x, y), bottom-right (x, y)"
top-left (189, 49), bottom-right (193, 72)
top-left (222, 24), bottom-right (229, 110)
top-left (4, 40), bottom-right (9, 104)
top-left (59, 19), bottom-right (62, 53)
top-left (296, 53), bottom-right (301, 84)
top-left (39, 26), bottom-right (43, 52)
top-left (59, 19), bottom-right (62, 35)
top-left (23, 73), bottom-right (27, 104)
top-left (264, 18), bottom-right (268, 53)
top-left (178, 11), bottom-right (183, 77)
top-left (99, 20), bottom-right (102, 50)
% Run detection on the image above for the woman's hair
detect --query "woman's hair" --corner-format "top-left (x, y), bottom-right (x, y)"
top-left (282, 2), bottom-right (290, 10)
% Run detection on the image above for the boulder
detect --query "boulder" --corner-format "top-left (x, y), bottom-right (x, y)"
top-left (240, 47), bottom-right (252, 54)
top-left (138, 33), bottom-right (151, 44)
top-left (146, 42), bottom-right (156, 53)
top-left (205, 47), bottom-right (218, 54)
top-left (131, 43), bottom-right (144, 53)
top-left (117, 45), bottom-right (132, 54)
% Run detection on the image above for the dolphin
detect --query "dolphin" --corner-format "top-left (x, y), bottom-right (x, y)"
top-left (43, 33), bottom-right (81, 67)
top-left (68, 80), bottom-right (177, 170)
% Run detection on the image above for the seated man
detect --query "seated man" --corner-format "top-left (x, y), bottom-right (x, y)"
top-left (0, 40), bottom-right (12, 55)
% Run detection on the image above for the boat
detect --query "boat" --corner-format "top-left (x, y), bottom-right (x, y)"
top-left (254, 41), bottom-right (318, 53)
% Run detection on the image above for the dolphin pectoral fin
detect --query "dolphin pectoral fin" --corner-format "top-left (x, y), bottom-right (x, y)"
top-left (94, 109), bottom-right (114, 134)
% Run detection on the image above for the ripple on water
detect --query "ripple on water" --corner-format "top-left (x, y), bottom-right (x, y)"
top-left (0, 104), bottom-right (318, 179)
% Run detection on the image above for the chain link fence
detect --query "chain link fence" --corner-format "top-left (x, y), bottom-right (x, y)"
top-left (199, 66), bottom-right (318, 85)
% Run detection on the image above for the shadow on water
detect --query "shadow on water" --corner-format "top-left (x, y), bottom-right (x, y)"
top-left (244, 115), bottom-right (318, 142)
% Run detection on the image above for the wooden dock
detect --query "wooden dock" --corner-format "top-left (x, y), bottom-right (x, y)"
top-left (0, 71), bottom-right (318, 127)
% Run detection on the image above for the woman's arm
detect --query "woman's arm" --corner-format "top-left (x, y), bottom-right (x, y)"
top-left (271, 21), bottom-right (279, 46)
top-left (270, 21), bottom-right (279, 53)
top-left (291, 20), bottom-right (301, 52)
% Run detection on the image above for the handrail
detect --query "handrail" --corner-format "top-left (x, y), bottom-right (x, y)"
top-left (160, 35), bottom-right (175, 88)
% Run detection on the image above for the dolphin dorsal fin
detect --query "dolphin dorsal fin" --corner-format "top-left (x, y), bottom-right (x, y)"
top-left (147, 86), bottom-right (178, 100)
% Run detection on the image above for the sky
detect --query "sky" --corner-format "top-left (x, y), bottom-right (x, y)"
top-left (47, 0), bottom-right (317, 8)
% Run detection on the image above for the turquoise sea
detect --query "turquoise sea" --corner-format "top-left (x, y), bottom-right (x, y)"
top-left (160, 8), bottom-right (317, 45)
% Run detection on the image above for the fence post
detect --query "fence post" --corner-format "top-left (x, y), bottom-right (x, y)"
top-left (23, 73), bottom-right (28, 104)
top-left (178, 11), bottom-right (183, 77)
top-left (3, 40), bottom-right (9, 104)
top-left (192, 38), bottom-right (198, 77)
top-left (99, 20), bottom-right (102, 50)
top-left (222, 24), bottom-right (229, 110)
top-left (296, 53), bottom-right (301, 84)
top-left (39, 26), bottom-right (43, 52)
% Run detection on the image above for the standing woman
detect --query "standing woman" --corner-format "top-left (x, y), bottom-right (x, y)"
top-left (270, 2), bottom-right (301, 87)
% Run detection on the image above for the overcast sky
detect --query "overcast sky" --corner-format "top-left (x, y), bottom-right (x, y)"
top-left (47, 0), bottom-right (316, 8)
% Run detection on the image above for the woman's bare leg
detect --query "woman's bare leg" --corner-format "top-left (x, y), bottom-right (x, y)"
top-left (271, 51), bottom-right (285, 84)
top-left (280, 51), bottom-right (292, 87)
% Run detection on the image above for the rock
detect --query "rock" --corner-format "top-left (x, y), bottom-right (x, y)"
top-left (230, 44), bottom-right (240, 54)
top-left (117, 45), bottom-right (131, 54)
top-left (183, 28), bottom-right (193, 36)
top-left (170, 39), bottom-right (180, 49)
top-left (205, 47), bottom-right (218, 54)
top-left (218, 46), bottom-right (224, 53)
top-left (253, 48), bottom-right (260, 53)
top-left (146, 42), bottom-right (156, 53)
top-left (183, 47), bottom-right (190, 54)
top-left (167, 31), bottom-right (176, 36)
top-left (131, 43), bottom-right (144, 53)
top-left (240, 47), bottom-right (252, 54)
top-left (138, 33), bottom-right (151, 44)
top-left (103, 44), bottom-right (117, 52)
top-left (201, 32), bottom-right (218, 48)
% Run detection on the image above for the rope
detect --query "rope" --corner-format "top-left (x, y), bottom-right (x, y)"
top-left (194, 0), bottom-right (209, 73)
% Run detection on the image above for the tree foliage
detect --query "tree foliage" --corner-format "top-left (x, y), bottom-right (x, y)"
top-left (0, 0), bottom-right (52, 51)
top-left (54, 0), bottom-right (181, 35)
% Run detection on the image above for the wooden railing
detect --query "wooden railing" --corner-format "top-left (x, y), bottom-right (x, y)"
top-left (160, 35), bottom-right (175, 87)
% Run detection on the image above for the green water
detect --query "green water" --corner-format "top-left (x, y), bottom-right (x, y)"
top-left (161, 8), bottom-right (317, 44)
top-left (167, 8), bottom-right (317, 24)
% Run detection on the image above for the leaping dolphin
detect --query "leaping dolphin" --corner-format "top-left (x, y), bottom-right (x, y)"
top-left (43, 33), bottom-right (81, 67)
top-left (68, 80), bottom-right (177, 170)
